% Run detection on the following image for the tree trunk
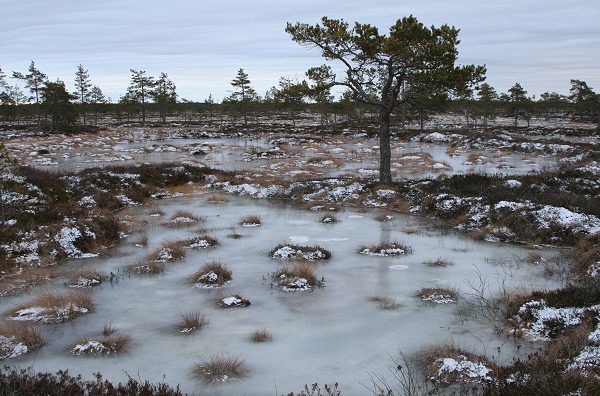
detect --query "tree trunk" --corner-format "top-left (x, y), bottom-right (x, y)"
top-left (378, 108), bottom-right (392, 183)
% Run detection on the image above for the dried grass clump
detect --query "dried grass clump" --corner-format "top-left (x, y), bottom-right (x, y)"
top-left (228, 232), bottom-right (243, 239)
top-left (419, 344), bottom-right (497, 386)
top-left (219, 295), bottom-right (251, 308)
top-left (374, 213), bottom-right (395, 222)
top-left (186, 235), bottom-right (219, 249)
top-left (0, 321), bottom-right (44, 353)
top-left (71, 333), bottom-right (131, 356)
top-left (269, 244), bottom-right (331, 261)
top-left (175, 312), bottom-right (208, 334)
top-left (250, 329), bottom-right (272, 343)
top-left (149, 241), bottom-right (186, 262)
top-left (416, 286), bottom-right (460, 304)
top-left (193, 354), bottom-right (249, 383)
top-left (368, 296), bottom-right (404, 310)
top-left (68, 269), bottom-right (106, 288)
top-left (239, 215), bottom-right (262, 227)
top-left (103, 322), bottom-right (115, 336)
top-left (190, 262), bottom-right (232, 287)
top-left (124, 260), bottom-right (166, 275)
top-left (207, 193), bottom-right (229, 204)
top-left (423, 257), bottom-right (455, 267)
top-left (165, 210), bottom-right (202, 228)
top-left (148, 206), bottom-right (165, 217)
top-left (272, 263), bottom-right (318, 291)
top-left (319, 213), bottom-right (338, 224)
top-left (359, 241), bottom-right (413, 256)
top-left (8, 291), bottom-right (94, 324)
top-left (133, 233), bottom-right (149, 247)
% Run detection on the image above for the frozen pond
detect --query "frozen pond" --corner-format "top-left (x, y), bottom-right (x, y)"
top-left (13, 132), bottom-right (558, 179)
top-left (0, 195), bottom-right (558, 394)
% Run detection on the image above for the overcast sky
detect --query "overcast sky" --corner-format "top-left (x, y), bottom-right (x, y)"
top-left (1, 0), bottom-right (599, 102)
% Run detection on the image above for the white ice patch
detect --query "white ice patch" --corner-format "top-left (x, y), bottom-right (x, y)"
top-left (388, 264), bottom-right (409, 270)
top-left (289, 236), bottom-right (310, 244)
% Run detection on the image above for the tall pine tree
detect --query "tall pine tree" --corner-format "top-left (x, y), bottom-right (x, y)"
top-left (152, 72), bottom-right (177, 124)
top-left (127, 69), bottom-right (155, 125)
top-left (12, 61), bottom-right (47, 126)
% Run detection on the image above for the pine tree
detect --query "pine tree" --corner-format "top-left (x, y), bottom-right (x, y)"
top-left (507, 83), bottom-right (529, 127)
top-left (12, 61), bottom-right (47, 126)
top-left (74, 64), bottom-right (92, 125)
top-left (286, 16), bottom-right (485, 182)
top-left (152, 72), bottom-right (177, 123)
top-left (127, 69), bottom-right (155, 125)
top-left (229, 68), bottom-right (257, 124)
top-left (477, 83), bottom-right (498, 128)
top-left (569, 80), bottom-right (599, 129)
top-left (89, 85), bottom-right (106, 125)
top-left (40, 80), bottom-right (78, 132)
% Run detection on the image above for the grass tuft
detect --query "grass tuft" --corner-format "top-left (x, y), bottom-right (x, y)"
top-left (190, 262), bottom-right (232, 287)
top-left (415, 286), bottom-right (460, 304)
top-left (175, 312), bottom-right (208, 334)
top-left (239, 215), bottom-right (262, 227)
top-left (124, 260), bottom-right (166, 275)
top-left (368, 296), bottom-right (404, 310)
top-left (423, 257), bottom-right (455, 267)
top-left (359, 241), bottom-right (413, 256)
top-left (250, 329), bottom-right (272, 343)
top-left (193, 354), bottom-right (249, 383)
top-left (67, 269), bottom-right (106, 288)
top-left (71, 333), bottom-right (131, 356)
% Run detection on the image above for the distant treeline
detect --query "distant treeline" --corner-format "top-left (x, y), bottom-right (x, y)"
top-left (1, 61), bottom-right (599, 132)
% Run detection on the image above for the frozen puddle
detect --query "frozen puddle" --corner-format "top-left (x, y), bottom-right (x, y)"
top-left (388, 264), bottom-right (410, 270)
top-left (0, 195), bottom-right (558, 395)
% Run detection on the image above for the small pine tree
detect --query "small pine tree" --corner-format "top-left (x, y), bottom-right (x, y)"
top-left (74, 64), bottom-right (92, 125)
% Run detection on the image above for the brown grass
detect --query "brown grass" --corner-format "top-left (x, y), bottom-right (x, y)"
top-left (149, 206), bottom-right (165, 216)
top-left (219, 295), bottom-right (251, 308)
top-left (186, 235), bottom-right (219, 249)
top-left (268, 244), bottom-right (332, 260)
top-left (240, 215), bottom-right (262, 226)
top-left (272, 262), bottom-right (318, 287)
top-left (0, 321), bottom-right (44, 349)
top-left (359, 241), bottom-right (413, 256)
top-left (124, 260), bottom-right (165, 275)
top-left (8, 291), bottom-right (94, 323)
top-left (419, 344), bottom-right (496, 385)
top-left (67, 269), bottom-right (106, 287)
top-left (103, 322), bottom-right (115, 336)
top-left (166, 210), bottom-right (202, 228)
top-left (149, 240), bottom-right (186, 262)
top-left (71, 333), bottom-right (131, 356)
top-left (423, 257), bottom-right (455, 267)
top-left (374, 213), bottom-right (395, 222)
top-left (190, 262), bottom-right (232, 287)
top-left (207, 193), bottom-right (229, 204)
top-left (415, 286), bottom-right (460, 303)
top-left (175, 312), bottom-right (208, 334)
top-left (250, 329), bottom-right (272, 343)
top-left (133, 233), bottom-right (149, 247)
top-left (368, 296), bottom-right (404, 310)
top-left (319, 213), bottom-right (338, 223)
top-left (193, 354), bottom-right (249, 383)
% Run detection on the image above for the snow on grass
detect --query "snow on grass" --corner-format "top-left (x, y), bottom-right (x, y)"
top-left (54, 227), bottom-right (98, 259)
top-left (359, 241), bottom-right (412, 257)
top-left (515, 300), bottom-right (597, 341)
top-left (269, 244), bottom-right (331, 261)
top-left (436, 355), bottom-right (494, 383)
top-left (532, 205), bottom-right (600, 234)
